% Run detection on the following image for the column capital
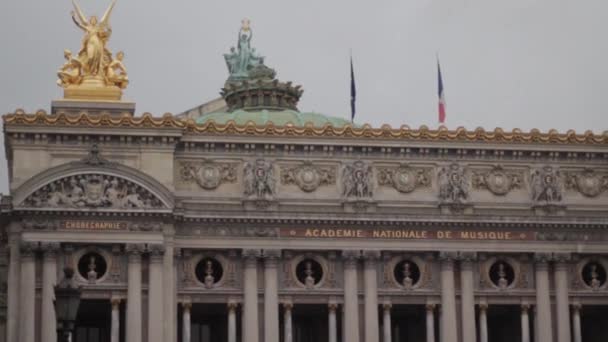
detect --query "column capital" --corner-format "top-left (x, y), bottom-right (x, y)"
top-left (111, 298), bottom-right (122, 309)
top-left (147, 244), bottom-right (165, 263)
top-left (282, 302), bottom-right (293, 311)
top-left (126, 243), bottom-right (145, 263)
top-left (227, 301), bottom-right (239, 312)
top-left (521, 303), bottom-right (530, 312)
top-left (571, 303), bottom-right (582, 311)
top-left (553, 252), bottom-right (572, 267)
top-left (40, 242), bottom-right (61, 258)
top-left (328, 302), bottom-right (339, 312)
top-left (382, 303), bottom-right (392, 311)
top-left (439, 251), bottom-right (458, 269)
top-left (263, 249), bottom-right (281, 267)
top-left (458, 252), bottom-right (477, 267)
top-left (19, 241), bottom-right (38, 258)
top-left (182, 301), bottom-right (192, 310)
top-left (534, 252), bottom-right (552, 265)
top-left (242, 249), bottom-right (262, 267)
top-left (362, 250), bottom-right (381, 267)
top-left (479, 303), bottom-right (488, 311)
top-left (342, 250), bottom-right (360, 268)
top-left (425, 303), bottom-right (436, 312)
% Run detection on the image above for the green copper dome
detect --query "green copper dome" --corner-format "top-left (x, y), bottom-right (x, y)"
top-left (195, 109), bottom-right (352, 128)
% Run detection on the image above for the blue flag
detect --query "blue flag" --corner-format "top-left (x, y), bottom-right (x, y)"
top-left (350, 55), bottom-right (356, 122)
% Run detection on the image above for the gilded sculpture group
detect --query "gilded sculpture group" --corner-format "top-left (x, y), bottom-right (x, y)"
top-left (57, 0), bottom-right (128, 91)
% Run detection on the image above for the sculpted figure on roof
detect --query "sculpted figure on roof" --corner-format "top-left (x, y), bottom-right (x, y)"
top-left (224, 19), bottom-right (276, 81)
top-left (57, 0), bottom-right (128, 100)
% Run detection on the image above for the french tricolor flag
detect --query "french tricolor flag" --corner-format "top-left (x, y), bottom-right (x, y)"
top-left (437, 60), bottom-right (446, 124)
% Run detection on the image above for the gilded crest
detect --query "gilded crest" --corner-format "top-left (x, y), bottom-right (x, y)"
top-left (377, 165), bottom-right (431, 193)
top-left (472, 166), bottom-right (522, 196)
top-left (281, 163), bottom-right (335, 192)
top-left (180, 161), bottom-right (237, 190)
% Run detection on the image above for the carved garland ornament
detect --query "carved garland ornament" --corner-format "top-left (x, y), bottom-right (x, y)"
top-left (565, 169), bottom-right (608, 198)
top-left (472, 166), bottom-right (523, 196)
top-left (281, 163), bottom-right (336, 192)
top-left (377, 165), bottom-right (431, 193)
top-left (22, 174), bottom-right (165, 209)
top-left (180, 161), bottom-right (237, 190)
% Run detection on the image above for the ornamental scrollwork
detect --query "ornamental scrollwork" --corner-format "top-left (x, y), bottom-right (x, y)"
top-left (179, 160), bottom-right (237, 190)
top-left (438, 164), bottom-right (469, 204)
top-left (341, 161), bottom-right (374, 199)
top-left (377, 164), bottom-right (431, 193)
top-left (243, 159), bottom-right (276, 199)
top-left (565, 169), bottom-right (608, 198)
top-left (530, 166), bottom-right (562, 204)
top-left (22, 174), bottom-right (165, 209)
top-left (280, 162), bottom-right (336, 192)
top-left (472, 165), bottom-right (523, 196)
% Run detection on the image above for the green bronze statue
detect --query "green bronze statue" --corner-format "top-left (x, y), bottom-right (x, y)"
top-left (224, 19), bottom-right (276, 81)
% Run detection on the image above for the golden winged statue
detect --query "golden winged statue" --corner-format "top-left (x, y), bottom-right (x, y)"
top-left (57, 0), bottom-right (128, 100)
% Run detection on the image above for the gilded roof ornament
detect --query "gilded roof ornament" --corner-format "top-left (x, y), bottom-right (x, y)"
top-left (57, 0), bottom-right (128, 101)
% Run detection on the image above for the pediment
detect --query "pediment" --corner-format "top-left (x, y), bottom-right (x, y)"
top-left (20, 172), bottom-right (168, 210)
top-left (13, 145), bottom-right (173, 211)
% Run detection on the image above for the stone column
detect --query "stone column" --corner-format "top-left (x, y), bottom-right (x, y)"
top-left (182, 302), bottom-right (191, 342)
top-left (228, 301), bottom-right (238, 342)
top-left (127, 244), bottom-right (144, 342)
top-left (148, 245), bottom-right (165, 342)
top-left (163, 236), bottom-right (176, 342)
top-left (243, 249), bottom-right (261, 342)
top-left (40, 242), bottom-right (60, 342)
top-left (328, 303), bottom-right (338, 342)
top-left (19, 242), bottom-right (37, 342)
top-left (520, 304), bottom-right (530, 342)
top-left (343, 250), bottom-right (361, 342)
top-left (459, 253), bottom-right (476, 342)
top-left (111, 298), bottom-right (121, 342)
top-left (439, 252), bottom-right (457, 342)
top-left (534, 253), bottom-right (553, 342)
top-left (478, 303), bottom-right (488, 342)
top-left (571, 304), bottom-right (582, 342)
top-left (6, 225), bottom-right (21, 342)
top-left (554, 253), bottom-right (571, 342)
top-left (363, 251), bottom-right (380, 342)
top-left (264, 249), bottom-right (281, 342)
top-left (283, 302), bottom-right (293, 342)
top-left (425, 304), bottom-right (435, 342)
top-left (382, 303), bottom-right (391, 342)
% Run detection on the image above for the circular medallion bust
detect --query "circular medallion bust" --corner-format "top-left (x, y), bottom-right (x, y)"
top-left (77, 251), bottom-right (107, 283)
top-left (582, 261), bottom-right (607, 290)
top-left (393, 260), bottom-right (421, 289)
top-left (195, 257), bottom-right (224, 288)
top-left (295, 259), bottom-right (323, 288)
top-left (489, 261), bottom-right (515, 289)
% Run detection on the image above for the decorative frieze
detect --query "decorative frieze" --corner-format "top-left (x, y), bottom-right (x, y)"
top-left (280, 162), bottom-right (336, 192)
top-left (377, 164), bottom-right (431, 193)
top-left (179, 160), bottom-right (237, 190)
top-left (472, 165), bottom-right (523, 196)
top-left (22, 174), bottom-right (165, 209)
top-left (565, 169), bottom-right (608, 198)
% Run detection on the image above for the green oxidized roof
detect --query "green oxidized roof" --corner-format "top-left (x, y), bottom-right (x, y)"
top-left (195, 109), bottom-right (352, 127)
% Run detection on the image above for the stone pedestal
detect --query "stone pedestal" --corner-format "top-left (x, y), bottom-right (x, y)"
top-left (51, 99), bottom-right (135, 116)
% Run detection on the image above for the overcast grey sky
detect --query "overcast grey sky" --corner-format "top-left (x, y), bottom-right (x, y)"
top-left (1, 0), bottom-right (607, 193)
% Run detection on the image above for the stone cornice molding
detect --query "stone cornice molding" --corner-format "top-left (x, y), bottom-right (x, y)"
top-left (6, 111), bottom-right (608, 146)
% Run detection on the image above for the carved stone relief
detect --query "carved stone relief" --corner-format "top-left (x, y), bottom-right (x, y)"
top-left (565, 169), bottom-right (608, 198)
top-left (472, 165), bottom-right (523, 196)
top-left (281, 162), bottom-right (336, 192)
top-left (341, 161), bottom-right (374, 198)
top-left (530, 166), bottom-right (563, 204)
top-left (179, 160), bottom-right (237, 190)
top-left (22, 174), bottom-right (165, 209)
top-left (438, 163), bottom-right (469, 205)
top-left (377, 164), bottom-right (431, 193)
top-left (243, 159), bottom-right (276, 199)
